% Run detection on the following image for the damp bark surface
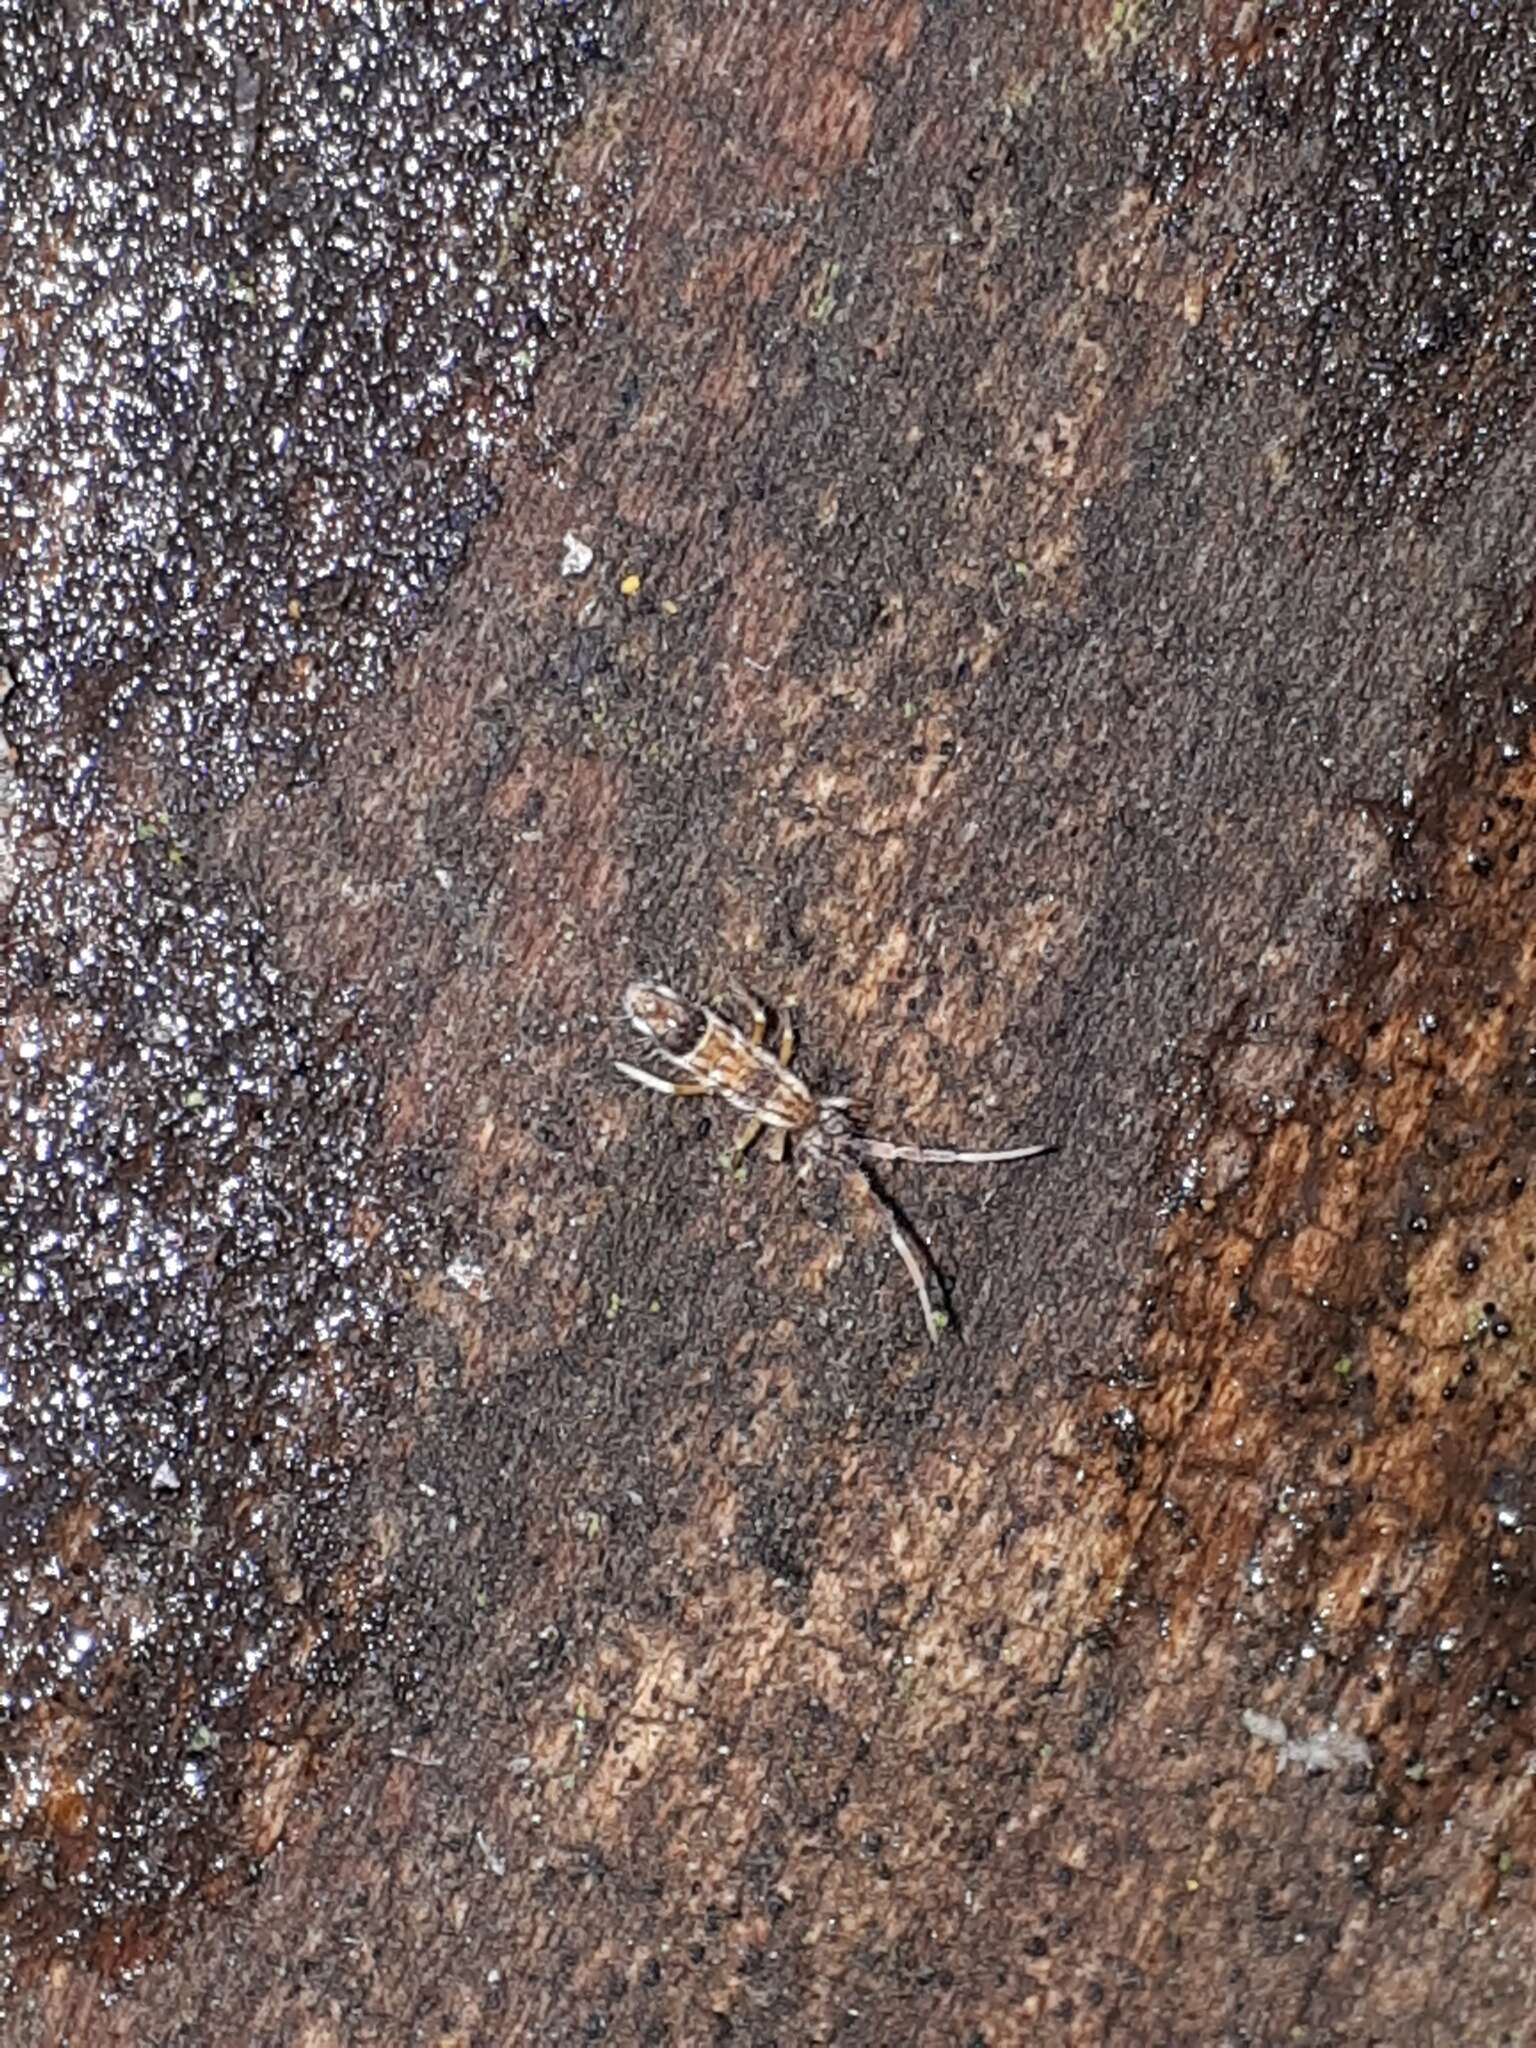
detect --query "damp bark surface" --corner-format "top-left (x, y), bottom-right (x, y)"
top-left (5, 2), bottom-right (1534, 2044)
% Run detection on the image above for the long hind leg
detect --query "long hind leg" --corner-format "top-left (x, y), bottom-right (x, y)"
top-left (843, 1161), bottom-right (948, 1345)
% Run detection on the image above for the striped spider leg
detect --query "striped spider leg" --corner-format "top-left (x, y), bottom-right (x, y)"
top-left (615, 980), bottom-right (1052, 1344)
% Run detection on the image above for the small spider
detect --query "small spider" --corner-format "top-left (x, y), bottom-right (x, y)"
top-left (615, 980), bottom-right (1051, 1343)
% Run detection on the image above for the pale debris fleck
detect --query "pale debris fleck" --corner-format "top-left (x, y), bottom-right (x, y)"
top-left (1242, 1709), bottom-right (1373, 1775)
top-left (560, 532), bottom-right (593, 577)
top-left (446, 1254), bottom-right (487, 1299)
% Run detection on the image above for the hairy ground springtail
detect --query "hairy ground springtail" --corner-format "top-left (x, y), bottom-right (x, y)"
top-left (615, 980), bottom-right (1051, 1343)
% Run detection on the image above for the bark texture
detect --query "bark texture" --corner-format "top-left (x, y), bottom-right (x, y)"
top-left (9, 1), bottom-right (1535, 2043)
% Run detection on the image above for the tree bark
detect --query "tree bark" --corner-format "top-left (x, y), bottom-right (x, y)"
top-left (8, 2), bottom-right (1534, 2042)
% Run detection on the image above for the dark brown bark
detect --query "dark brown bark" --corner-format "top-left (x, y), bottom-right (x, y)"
top-left (7, 2), bottom-right (1534, 2042)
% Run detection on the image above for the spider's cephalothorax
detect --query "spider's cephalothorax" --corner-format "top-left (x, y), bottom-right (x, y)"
top-left (622, 981), bottom-right (706, 1060)
top-left (616, 979), bottom-right (1051, 1343)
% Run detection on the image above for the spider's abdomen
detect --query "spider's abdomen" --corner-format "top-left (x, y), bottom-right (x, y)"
top-left (703, 1033), bottom-right (814, 1129)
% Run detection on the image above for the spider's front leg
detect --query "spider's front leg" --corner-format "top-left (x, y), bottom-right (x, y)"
top-left (776, 1002), bottom-right (796, 1069)
top-left (614, 1061), bottom-right (711, 1097)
